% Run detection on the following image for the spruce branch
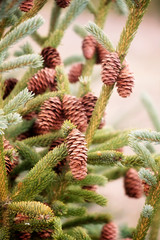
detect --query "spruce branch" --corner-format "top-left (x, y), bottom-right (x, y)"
top-left (114, 0), bottom-right (129, 16)
top-left (73, 24), bottom-right (88, 38)
top-left (21, 130), bottom-right (64, 147)
top-left (69, 227), bottom-right (91, 240)
top-left (87, 1), bottom-right (97, 16)
top-left (85, 85), bottom-right (113, 147)
top-left (89, 130), bottom-right (129, 152)
top-left (129, 130), bottom-right (160, 144)
top-left (0, 0), bottom-right (24, 21)
top-left (64, 55), bottom-right (85, 67)
top-left (18, 90), bottom-right (62, 116)
top-left (11, 144), bottom-right (67, 201)
top-left (1, 15), bottom-right (44, 52)
top-left (49, 3), bottom-right (61, 33)
top-left (141, 92), bottom-right (160, 131)
top-left (0, 135), bottom-right (8, 201)
top-left (133, 180), bottom-right (160, 240)
top-left (103, 166), bottom-right (128, 180)
top-left (0, 54), bottom-right (43, 73)
top-left (15, 141), bottom-right (40, 167)
top-left (138, 168), bottom-right (157, 186)
top-left (8, 201), bottom-right (54, 218)
top-left (56, 66), bottom-right (70, 95)
top-left (149, 203), bottom-right (160, 240)
top-left (3, 88), bottom-right (34, 114)
top-left (62, 213), bottom-right (112, 229)
top-left (117, 0), bottom-right (151, 61)
top-left (14, 42), bottom-right (34, 57)
top-left (66, 188), bottom-right (107, 206)
top-left (43, 0), bottom-right (88, 48)
top-left (85, 21), bottom-right (114, 52)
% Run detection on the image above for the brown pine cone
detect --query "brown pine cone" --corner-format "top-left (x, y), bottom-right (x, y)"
top-left (27, 68), bottom-right (56, 95)
top-left (82, 35), bottom-right (97, 59)
top-left (19, 0), bottom-right (34, 12)
top-left (15, 232), bottom-right (31, 240)
top-left (68, 63), bottom-right (83, 83)
top-left (41, 47), bottom-right (61, 69)
top-left (16, 131), bottom-right (33, 141)
top-left (116, 61), bottom-right (134, 98)
top-left (63, 95), bottom-right (88, 132)
top-left (3, 78), bottom-right (18, 99)
top-left (82, 185), bottom-right (97, 192)
top-left (37, 229), bottom-right (53, 238)
top-left (124, 168), bottom-right (143, 198)
top-left (35, 97), bottom-right (64, 133)
top-left (101, 52), bottom-right (121, 86)
top-left (96, 43), bottom-right (110, 64)
top-left (50, 138), bottom-right (66, 174)
top-left (22, 111), bottom-right (37, 120)
top-left (55, 0), bottom-right (71, 8)
top-left (3, 138), bottom-right (18, 174)
top-left (100, 222), bottom-right (118, 240)
top-left (81, 92), bottom-right (98, 123)
top-left (66, 128), bottom-right (88, 180)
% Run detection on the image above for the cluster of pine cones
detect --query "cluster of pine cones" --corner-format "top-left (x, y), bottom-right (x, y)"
top-left (19, 0), bottom-right (72, 13)
top-left (69, 35), bottom-right (134, 98)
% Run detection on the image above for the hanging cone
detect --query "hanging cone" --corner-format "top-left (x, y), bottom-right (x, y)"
top-left (66, 128), bottom-right (88, 180)
top-left (3, 138), bottom-right (18, 174)
top-left (55, 0), bottom-right (71, 8)
top-left (81, 92), bottom-right (98, 123)
top-left (35, 97), bottom-right (64, 133)
top-left (96, 43), bottom-right (110, 64)
top-left (124, 168), bottom-right (143, 198)
top-left (142, 180), bottom-right (150, 196)
top-left (82, 185), bottom-right (97, 192)
top-left (19, 0), bottom-right (34, 12)
top-left (27, 68), bottom-right (56, 95)
top-left (116, 61), bottom-right (134, 98)
top-left (100, 222), bottom-right (118, 240)
top-left (36, 229), bottom-right (53, 238)
top-left (68, 63), bottom-right (83, 83)
top-left (41, 47), bottom-right (61, 69)
top-left (50, 138), bottom-right (66, 174)
top-left (3, 78), bottom-right (18, 99)
top-left (22, 111), bottom-right (37, 121)
top-left (17, 131), bottom-right (33, 141)
top-left (101, 52), bottom-right (121, 86)
top-left (82, 35), bottom-right (97, 59)
top-left (63, 95), bottom-right (88, 132)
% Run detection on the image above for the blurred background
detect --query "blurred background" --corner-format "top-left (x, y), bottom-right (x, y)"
top-left (6, 0), bottom-right (160, 231)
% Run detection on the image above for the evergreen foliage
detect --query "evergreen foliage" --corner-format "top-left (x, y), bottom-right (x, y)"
top-left (0, 0), bottom-right (158, 239)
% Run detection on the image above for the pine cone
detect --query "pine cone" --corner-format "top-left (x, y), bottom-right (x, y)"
top-left (22, 111), bottom-right (37, 120)
top-left (82, 35), bottom-right (97, 59)
top-left (3, 78), bottom-right (18, 99)
top-left (63, 95), bottom-right (88, 132)
top-left (27, 68), bottom-right (56, 95)
top-left (15, 232), bottom-right (31, 240)
top-left (116, 61), bottom-right (134, 98)
top-left (37, 229), bottom-right (53, 238)
top-left (142, 181), bottom-right (150, 196)
top-left (81, 92), bottom-right (98, 123)
top-left (66, 128), bottom-right (88, 180)
top-left (124, 168), bottom-right (143, 198)
top-left (35, 97), bottom-right (64, 133)
top-left (41, 47), bottom-right (61, 69)
top-left (3, 138), bottom-right (18, 174)
top-left (82, 185), bottom-right (97, 192)
top-left (68, 63), bottom-right (83, 83)
top-left (100, 222), bottom-right (118, 240)
top-left (19, 0), bottom-right (34, 12)
top-left (101, 52), bottom-right (121, 86)
top-left (96, 43), bottom-right (110, 64)
top-left (50, 138), bottom-right (66, 174)
top-left (55, 0), bottom-right (71, 8)
top-left (17, 131), bottom-right (33, 141)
